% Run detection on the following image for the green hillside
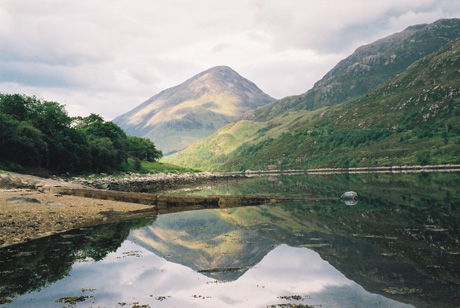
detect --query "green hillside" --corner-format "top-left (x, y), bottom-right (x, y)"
top-left (243, 18), bottom-right (460, 122)
top-left (165, 25), bottom-right (460, 171)
top-left (164, 108), bottom-right (327, 170)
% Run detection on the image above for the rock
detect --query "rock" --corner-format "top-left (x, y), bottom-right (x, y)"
top-left (6, 197), bottom-right (41, 204)
top-left (0, 174), bottom-right (12, 188)
top-left (45, 201), bottom-right (65, 206)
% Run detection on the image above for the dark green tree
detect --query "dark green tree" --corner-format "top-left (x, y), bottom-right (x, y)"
top-left (0, 94), bottom-right (162, 174)
top-left (0, 93), bottom-right (40, 121)
top-left (78, 114), bottom-right (129, 172)
top-left (0, 113), bottom-right (47, 167)
top-left (127, 136), bottom-right (162, 162)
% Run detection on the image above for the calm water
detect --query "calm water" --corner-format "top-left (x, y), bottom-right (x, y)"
top-left (1, 172), bottom-right (459, 308)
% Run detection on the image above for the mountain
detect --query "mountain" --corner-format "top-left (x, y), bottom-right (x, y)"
top-left (243, 18), bottom-right (460, 121)
top-left (165, 19), bottom-right (460, 171)
top-left (113, 66), bottom-right (275, 154)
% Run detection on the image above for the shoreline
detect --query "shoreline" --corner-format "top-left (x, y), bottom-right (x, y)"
top-left (1, 164), bottom-right (459, 248)
top-left (0, 188), bottom-right (157, 248)
top-left (244, 164), bottom-right (460, 175)
top-left (71, 171), bottom-right (247, 192)
top-left (0, 173), bottom-right (159, 248)
top-left (70, 164), bottom-right (460, 191)
top-left (0, 172), bottom-right (268, 248)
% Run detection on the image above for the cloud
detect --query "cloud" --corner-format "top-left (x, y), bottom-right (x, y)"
top-left (250, 0), bottom-right (458, 53)
top-left (1, 0), bottom-right (460, 120)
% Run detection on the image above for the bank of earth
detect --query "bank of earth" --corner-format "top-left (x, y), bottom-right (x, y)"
top-left (0, 171), bottom-right (247, 248)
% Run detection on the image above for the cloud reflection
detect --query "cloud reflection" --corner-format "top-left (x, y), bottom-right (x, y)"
top-left (9, 241), bottom-right (412, 308)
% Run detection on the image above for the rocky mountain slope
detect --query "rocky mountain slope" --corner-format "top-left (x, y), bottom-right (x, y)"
top-left (165, 18), bottom-right (460, 171)
top-left (243, 18), bottom-right (460, 122)
top-left (113, 66), bottom-right (274, 154)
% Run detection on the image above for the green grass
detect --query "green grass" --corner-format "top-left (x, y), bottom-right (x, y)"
top-left (63, 160), bottom-right (201, 180)
top-left (138, 160), bottom-right (200, 174)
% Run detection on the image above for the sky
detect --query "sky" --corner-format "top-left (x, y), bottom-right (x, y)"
top-left (1, 0), bottom-right (460, 120)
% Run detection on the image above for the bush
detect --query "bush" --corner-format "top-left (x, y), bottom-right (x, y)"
top-left (133, 157), bottom-right (142, 171)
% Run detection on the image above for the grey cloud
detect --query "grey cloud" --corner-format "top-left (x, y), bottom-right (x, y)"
top-left (1, 0), bottom-right (460, 120)
top-left (252, 0), bottom-right (460, 54)
top-left (0, 62), bottom-right (77, 88)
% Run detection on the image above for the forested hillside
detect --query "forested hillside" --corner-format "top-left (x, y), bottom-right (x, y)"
top-left (0, 94), bottom-right (162, 175)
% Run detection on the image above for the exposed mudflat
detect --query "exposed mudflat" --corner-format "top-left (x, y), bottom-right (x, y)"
top-left (0, 173), bottom-right (155, 248)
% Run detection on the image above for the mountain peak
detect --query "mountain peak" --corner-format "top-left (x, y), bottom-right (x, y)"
top-left (188, 65), bottom-right (236, 82)
top-left (113, 66), bottom-right (275, 154)
top-left (205, 65), bottom-right (235, 73)
top-left (183, 65), bottom-right (265, 96)
top-left (165, 18), bottom-right (460, 172)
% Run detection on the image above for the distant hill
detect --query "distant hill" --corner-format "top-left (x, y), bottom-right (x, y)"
top-left (113, 66), bottom-right (275, 154)
top-left (165, 19), bottom-right (460, 171)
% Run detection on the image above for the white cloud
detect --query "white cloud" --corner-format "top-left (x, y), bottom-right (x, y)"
top-left (1, 0), bottom-right (460, 120)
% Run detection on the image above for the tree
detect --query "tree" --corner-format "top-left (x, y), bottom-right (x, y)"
top-left (87, 137), bottom-right (118, 172)
top-left (78, 114), bottom-right (129, 172)
top-left (0, 94), bottom-right (40, 121)
top-left (0, 94), bottom-right (162, 174)
top-left (127, 136), bottom-right (162, 162)
top-left (0, 113), bottom-right (47, 167)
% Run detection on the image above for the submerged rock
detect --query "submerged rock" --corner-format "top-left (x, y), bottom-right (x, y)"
top-left (341, 191), bottom-right (359, 205)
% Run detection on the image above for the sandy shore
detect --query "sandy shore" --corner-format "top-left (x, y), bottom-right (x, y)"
top-left (0, 174), bottom-right (155, 248)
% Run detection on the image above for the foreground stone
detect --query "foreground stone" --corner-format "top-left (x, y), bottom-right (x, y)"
top-left (45, 186), bottom-right (288, 213)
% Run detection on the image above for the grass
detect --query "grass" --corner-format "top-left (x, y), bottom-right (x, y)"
top-left (138, 160), bottom-right (200, 174)
top-left (0, 159), bottom-right (202, 181)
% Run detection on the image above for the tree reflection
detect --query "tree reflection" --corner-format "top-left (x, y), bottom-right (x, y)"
top-left (0, 216), bottom-right (156, 303)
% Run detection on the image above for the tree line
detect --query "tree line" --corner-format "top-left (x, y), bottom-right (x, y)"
top-left (0, 94), bottom-right (162, 174)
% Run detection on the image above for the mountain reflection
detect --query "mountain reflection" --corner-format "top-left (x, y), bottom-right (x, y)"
top-left (129, 210), bottom-right (278, 281)
top-left (139, 172), bottom-right (460, 308)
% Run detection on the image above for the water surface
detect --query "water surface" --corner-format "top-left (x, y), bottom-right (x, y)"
top-left (1, 172), bottom-right (459, 307)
